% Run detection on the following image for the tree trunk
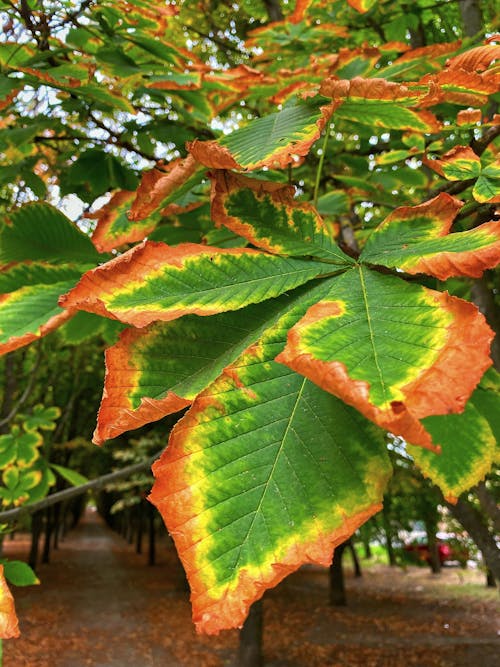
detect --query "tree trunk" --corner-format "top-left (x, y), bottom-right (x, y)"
top-left (330, 542), bottom-right (348, 606)
top-left (348, 540), bottom-right (362, 578)
top-left (471, 277), bottom-right (500, 370)
top-left (136, 500), bottom-right (144, 555)
top-left (148, 502), bottom-right (156, 566)
top-left (486, 569), bottom-right (496, 588)
top-left (447, 497), bottom-right (500, 584)
top-left (29, 511), bottom-right (42, 571)
top-left (42, 507), bottom-right (53, 564)
top-left (382, 504), bottom-right (397, 566)
top-left (425, 522), bottom-right (441, 574)
top-left (475, 482), bottom-right (500, 534)
top-left (237, 599), bottom-right (263, 667)
top-left (458, 0), bottom-right (484, 37)
top-left (263, 0), bottom-right (283, 22)
top-left (363, 539), bottom-right (372, 559)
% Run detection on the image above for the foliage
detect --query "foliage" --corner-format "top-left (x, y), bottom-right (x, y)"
top-left (0, 0), bottom-right (499, 638)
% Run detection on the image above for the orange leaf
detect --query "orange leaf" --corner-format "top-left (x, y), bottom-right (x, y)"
top-left (447, 44), bottom-right (500, 72)
top-left (0, 565), bottom-right (19, 639)
top-left (128, 155), bottom-right (200, 222)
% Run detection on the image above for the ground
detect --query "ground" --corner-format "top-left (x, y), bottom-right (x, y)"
top-left (2, 509), bottom-right (499, 666)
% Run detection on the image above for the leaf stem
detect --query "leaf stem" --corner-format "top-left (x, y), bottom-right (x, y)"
top-left (313, 127), bottom-right (330, 208)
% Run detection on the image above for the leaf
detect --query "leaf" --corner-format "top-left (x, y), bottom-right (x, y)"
top-left (128, 155), bottom-right (202, 221)
top-left (408, 397), bottom-right (496, 502)
top-left (149, 306), bottom-right (391, 634)
top-left (316, 190), bottom-right (350, 217)
top-left (188, 97), bottom-right (334, 170)
top-left (210, 171), bottom-right (353, 264)
top-left (50, 464), bottom-right (89, 487)
top-left (0, 466), bottom-right (43, 506)
top-left (419, 69), bottom-right (500, 107)
top-left (59, 241), bottom-right (331, 328)
top-left (473, 162), bottom-right (500, 203)
top-left (0, 565), bottom-right (19, 639)
top-left (359, 193), bottom-right (500, 280)
top-left (94, 283), bottom-right (330, 444)
top-left (320, 77), bottom-right (440, 132)
top-left (2, 560), bottom-right (39, 587)
top-left (1, 203), bottom-right (101, 264)
top-left (0, 276), bottom-right (78, 356)
top-left (88, 190), bottom-right (152, 252)
top-left (23, 405), bottom-right (61, 431)
top-left (0, 430), bottom-right (42, 468)
top-left (276, 266), bottom-right (494, 450)
top-left (58, 311), bottom-right (110, 344)
top-left (347, 0), bottom-right (378, 13)
top-left (446, 44), bottom-right (500, 72)
top-left (423, 146), bottom-right (481, 181)
top-left (470, 368), bottom-right (500, 458)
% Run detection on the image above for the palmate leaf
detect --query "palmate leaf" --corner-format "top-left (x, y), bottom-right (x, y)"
top-left (94, 284), bottom-right (330, 444)
top-left (188, 97), bottom-right (334, 170)
top-left (276, 266), bottom-right (493, 450)
top-left (210, 171), bottom-right (353, 264)
top-left (59, 241), bottom-right (332, 328)
top-left (150, 305), bottom-right (391, 634)
top-left (360, 193), bottom-right (500, 280)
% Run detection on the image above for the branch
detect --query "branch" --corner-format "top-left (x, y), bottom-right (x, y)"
top-left (88, 112), bottom-right (156, 161)
top-left (0, 452), bottom-right (163, 525)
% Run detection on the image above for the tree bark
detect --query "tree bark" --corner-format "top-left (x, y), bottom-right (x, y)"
top-left (447, 497), bottom-right (500, 584)
top-left (263, 0), bottom-right (283, 22)
top-left (330, 542), bottom-right (348, 606)
top-left (237, 600), bottom-right (263, 667)
top-left (29, 511), bottom-right (42, 571)
top-left (148, 502), bottom-right (156, 566)
top-left (348, 540), bottom-right (362, 578)
top-left (475, 482), bottom-right (500, 534)
top-left (425, 521), bottom-right (441, 574)
top-left (471, 276), bottom-right (500, 370)
top-left (382, 504), bottom-right (397, 566)
top-left (458, 0), bottom-right (484, 37)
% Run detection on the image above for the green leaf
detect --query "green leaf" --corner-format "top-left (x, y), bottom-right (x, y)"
top-left (276, 266), bottom-right (493, 450)
top-left (0, 278), bottom-right (77, 355)
top-left (473, 162), bottom-right (500, 203)
top-left (316, 190), bottom-right (350, 217)
top-left (50, 464), bottom-right (89, 487)
top-left (408, 397), bottom-right (496, 501)
top-left (0, 203), bottom-right (101, 264)
top-left (60, 241), bottom-right (333, 328)
top-left (0, 430), bottom-right (42, 468)
top-left (23, 405), bottom-right (61, 432)
top-left (2, 561), bottom-right (39, 587)
top-left (150, 306), bottom-right (391, 634)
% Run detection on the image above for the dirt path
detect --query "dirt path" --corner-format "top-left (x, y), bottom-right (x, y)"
top-left (3, 509), bottom-right (499, 666)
